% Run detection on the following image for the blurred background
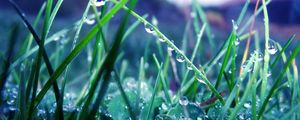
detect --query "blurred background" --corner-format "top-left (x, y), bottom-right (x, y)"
top-left (0, 0), bottom-right (300, 72)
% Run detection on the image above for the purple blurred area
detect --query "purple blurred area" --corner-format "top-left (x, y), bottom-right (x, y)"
top-left (1, 0), bottom-right (300, 44)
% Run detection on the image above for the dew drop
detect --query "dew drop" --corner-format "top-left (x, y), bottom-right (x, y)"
top-left (91, 0), bottom-right (106, 7)
top-left (196, 77), bottom-right (206, 85)
top-left (190, 12), bottom-right (196, 18)
top-left (7, 99), bottom-right (15, 105)
top-left (85, 17), bottom-right (96, 25)
top-left (232, 19), bottom-right (239, 31)
top-left (9, 106), bottom-right (17, 111)
top-left (176, 54), bottom-right (185, 63)
top-left (266, 71), bottom-right (271, 77)
top-left (268, 39), bottom-right (278, 55)
top-left (157, 35), bottom-right (165, 42)
top-left (237, 113), bottom-right (245, 120)
top-left (242, 60), bottom-right (253, 72)
top-left (167, 40), bottom-right (175, 51)
top-left (144, 23), bottom-right (155, 34)
top-left (251, 50), bottom-right (263, 62)
top-left (235, 37), bottom-right (240, 45)
top-left (53, 36), bottom-right (60, 41)
top-left (187, 63), bottom-right (193, 70)
top-left (20, 63), bottom-right (25, 71)
top-left (243, 102), bottom-right (251, 109)
top-left (228, 69), bottom-right (232, 74)
top-left (161, 103), bottom-right (168, 110)
top-left (179, 96), bottom-right (189, 106)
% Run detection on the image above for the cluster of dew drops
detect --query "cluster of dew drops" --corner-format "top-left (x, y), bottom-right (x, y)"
top-left (232, 20), bottom-right (278, 75)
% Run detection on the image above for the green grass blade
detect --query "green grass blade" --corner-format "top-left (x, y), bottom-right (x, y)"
top-left (258, 43), bottom-right (300, 119)
top-left (215, 32), bottom-right (235, 89)
top-left (0, 25), bottom-right (19, 101)
top-left (260, 0), bottom-right (271, 102)
top-left (146, 59), bottom-right (161, 120)
top-left (110, 0), bottom-right (225, 104)
top-left (8, 0), bottom-right (61, 106)
top-left (114, 72), bottom-right (137, 120)
top-left (31, 0), bottom-right (128, 111)
top-left (270, 35), bottom-right (295, 68)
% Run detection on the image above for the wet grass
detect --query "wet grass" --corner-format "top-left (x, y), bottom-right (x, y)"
top-left (1, 0), bottom-right (300, 119)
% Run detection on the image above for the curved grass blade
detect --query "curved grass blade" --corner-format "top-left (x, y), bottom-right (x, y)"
top-left (110, 0), bottom-right (225, 104)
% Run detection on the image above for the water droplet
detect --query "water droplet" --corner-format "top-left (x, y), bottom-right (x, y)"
top-left (7, 99), bottom-right (15, 105)
top-left (179, 96), bottom-right (189, 106)
top-left (251, 50), bottom-right (263, 62)
top-left (196, 77), bottom-right (206, 85)
top-left (85, 17), bottom-right (96, 25)
top-left (190, 12), bottom-right (196, 18)
top-left (235, 37), bottom-right (240, 45)
top-left (237, 113), bottom-right (245, 120)
top-left (91, 0), bottom-right (106, 7)
top-left (9, 106), bottom-right (17, 111)
top-left (53, 36), bottom-right (60, 41)
top-left (243, 102), bottom-right (251, 109)
top-left (266, 71), bottom-right (271, 77)
top-left (20, 63), bottom-right (25, 71)
top-left (167, 40), bottom-right (175, 51)
top-left (144, 23), bottom-right (155, 34)
top-left (228, 69), bottom-right (232, 74)
top-left (176, 54), bottom-right (185, 63)
top-left (37, 109), bottom-right (46, 117)
top-left (268, 39), bottom-right (278, 55)
top-left (242, 60), bottom-right (253, 72)
top-left (187, 63), bottom-right (193, 70)
top-left (161, 103), bottom-right (168, 111)
top-left (232, 19), bottom-right (238, 31)
top-left (157, 35), bottom-right (165, 42)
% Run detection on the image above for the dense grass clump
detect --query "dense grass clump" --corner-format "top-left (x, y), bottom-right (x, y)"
top-left (0, 0), bottom-right (300, 119)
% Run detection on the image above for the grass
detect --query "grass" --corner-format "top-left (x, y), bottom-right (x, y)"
top-left (1, 0), bottom-right (300, 119)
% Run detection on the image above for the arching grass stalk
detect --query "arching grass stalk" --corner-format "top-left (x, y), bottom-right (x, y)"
top-left (109, 0), bottom-right (225, 104)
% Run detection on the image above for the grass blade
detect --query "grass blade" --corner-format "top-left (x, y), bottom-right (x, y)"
top-left (258, 43), bottom-right (300, 119)
top-left (31, 0), bottom-right (128, 111)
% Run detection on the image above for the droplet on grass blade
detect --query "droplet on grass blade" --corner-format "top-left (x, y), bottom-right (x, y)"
top-left (187, 63), bottom-right (193, 70)
top-left (235, 37), bottom-right (240, 46)
top-left (85, 17), bottom-right (96, 25)
top-left (231, 19), bottom-right (239, 31)
top-left (91, 0), bottom-right (106, 7)
top-left (266, 71), bottom-right (271, 77)
top-left (176, 54), bottom-right (185, 63)
top-left (268, 39), bottom-right (278, 55)
top-left (196, 77), bottom-right (206, 85)
top-left (242, 60), bottom-right (253, 72)
top-left (179, 96), bottom-right (189, 106)
top-left (157, 34), bottom-right (166, 42)
top-left (144, 23), bottom-right (155, 34)
top-left (167, 40), bottom-right (175, 51)
top-left (251, 50), bottom-right (264, 62)
top-left (243, 102), bottom-right (251, 109)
